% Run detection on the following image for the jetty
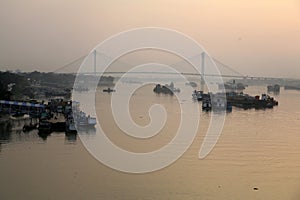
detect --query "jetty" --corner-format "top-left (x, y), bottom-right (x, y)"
top-left (0, 98), bottom-right (96, 138)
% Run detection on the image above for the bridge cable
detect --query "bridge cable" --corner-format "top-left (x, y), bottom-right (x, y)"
top-left (52, 54), bottom-right (88, 73)
top-left (212, 57), bottom-right (245, 77)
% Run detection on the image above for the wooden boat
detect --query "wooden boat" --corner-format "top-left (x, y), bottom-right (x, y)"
top-left (103, 88), bottom-right (115, 93)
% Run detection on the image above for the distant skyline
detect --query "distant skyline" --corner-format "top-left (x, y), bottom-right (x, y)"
top-left (0, 0), bottom-right (299, 78)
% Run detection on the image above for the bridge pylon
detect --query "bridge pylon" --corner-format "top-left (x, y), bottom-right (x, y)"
top-left (201, 52), bottom-right (206, 91)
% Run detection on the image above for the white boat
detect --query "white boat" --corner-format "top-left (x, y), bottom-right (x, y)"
top-left (71, 101), bottom-right (96, 128)
top-left (88, 117), bottom-right (96, 126)
top-left (74, 111), bottom-right (96, 128)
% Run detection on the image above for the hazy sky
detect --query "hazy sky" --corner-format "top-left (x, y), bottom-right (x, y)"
top-left (0, 0), bottom-right (299, 78)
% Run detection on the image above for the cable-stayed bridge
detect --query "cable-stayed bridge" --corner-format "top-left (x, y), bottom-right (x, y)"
top-left (51, 51), bottom-right (284, 81)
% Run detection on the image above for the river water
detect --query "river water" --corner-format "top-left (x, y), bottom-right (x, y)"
top-left (1, 85), bottom-right (300, 200)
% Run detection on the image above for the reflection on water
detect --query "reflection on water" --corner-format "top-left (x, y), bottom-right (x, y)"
top-left (0, 86), bottom-right (300, 200)
top-left (0, 128), bottom-right (11, 143)
top-left (0, 126), bottom-right (78, 146)
top-left (65, 132), bottom-right (77, 144)
top-left (0, 117), bottom-right (98, 151)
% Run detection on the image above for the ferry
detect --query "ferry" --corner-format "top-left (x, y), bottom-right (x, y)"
top-left (74, 111), bottom-right (96, 128)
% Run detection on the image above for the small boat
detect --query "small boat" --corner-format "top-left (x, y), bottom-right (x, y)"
top-left (153, 84), bottom-right (173, 95)
top-left (74, 111), bottom-right (97, 128)
top-left (103, 88), bottom-right (115, 93)
top-left (219, 80), bottom-right (246, 91)
top-left (153, 82), bottom-right (180, 95)
top-left (88, 117), bottom-right (97, 126)
top-left (192, 90), bottom-right (203, 101)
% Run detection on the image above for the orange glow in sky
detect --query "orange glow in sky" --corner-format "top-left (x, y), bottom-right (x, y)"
top-left (0, 0), bottom-right (299, 78)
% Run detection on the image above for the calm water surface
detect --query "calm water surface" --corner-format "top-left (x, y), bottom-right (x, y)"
top-left (1, 86), bottom-right (300, 200)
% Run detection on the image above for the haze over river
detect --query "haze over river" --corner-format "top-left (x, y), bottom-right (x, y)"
top-left (1, 85), bottom-right (300, 200)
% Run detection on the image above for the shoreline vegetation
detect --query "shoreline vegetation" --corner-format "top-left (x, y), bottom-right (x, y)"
top-left (0, 70), bottom-right (114, 129)
top-left (0, 71), bottom-right (115, 101)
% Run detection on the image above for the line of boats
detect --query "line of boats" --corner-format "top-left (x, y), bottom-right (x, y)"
top-left (152, 81), bottom-right (279, 111)
top-left (22, 101), bottom-right (97, 135)
top-left (193, 90), bottom-right (278, 111)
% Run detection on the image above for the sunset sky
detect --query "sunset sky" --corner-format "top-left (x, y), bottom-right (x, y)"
top-left (0, 0), bottom-right (299, 78)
